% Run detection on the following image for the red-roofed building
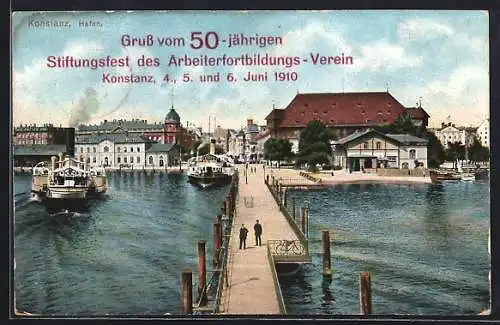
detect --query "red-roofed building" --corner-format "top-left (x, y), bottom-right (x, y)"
top-left (265, 92), bottom-right (429, 151)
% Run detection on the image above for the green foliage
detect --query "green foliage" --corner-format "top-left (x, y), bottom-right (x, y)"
top-left (468, 137), bottom-right (490, 162)
top-left (375, 113), bottom-right (445, 168)
top-left (263, 138), bottom-right (294, 162)
top-left (296, 120), bottom-right (335, 170)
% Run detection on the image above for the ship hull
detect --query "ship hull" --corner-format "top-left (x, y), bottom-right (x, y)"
top-left (187, 174), bottom-right (232, 188)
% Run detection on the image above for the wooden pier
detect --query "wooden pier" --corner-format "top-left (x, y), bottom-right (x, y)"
top-left (219, 165), bottom-right (310, 315)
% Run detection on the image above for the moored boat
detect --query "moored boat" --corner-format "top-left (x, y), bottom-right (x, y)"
top-left (187, 154), bottom-right (234, 188)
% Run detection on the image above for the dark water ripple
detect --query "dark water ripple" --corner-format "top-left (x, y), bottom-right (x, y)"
top-left (14, 173), bottom-right (226, 316)
top-left (14, 174), bottom-right (490, 316)
top-left (280, 182), bottom-right (490, 315)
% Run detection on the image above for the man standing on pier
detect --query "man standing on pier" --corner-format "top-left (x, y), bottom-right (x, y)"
top-left (254, 220), bottom-right (262, 246)
top-left (239, 224), bottom-right (249, 249)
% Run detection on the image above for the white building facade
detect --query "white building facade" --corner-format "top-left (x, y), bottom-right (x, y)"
top-left (331, 129), bottom-right (428, 171)
top-left (75, 132), bottom-right (176, 168)
top-left (476, 119), bottom-right (490, 147)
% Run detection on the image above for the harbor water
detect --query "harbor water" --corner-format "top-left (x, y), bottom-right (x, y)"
top-left (14, 172), bottom-right (224, 315)
top-left (281, 181), bottom-right (490, 315)
top-left (14, 173), bottom-right (489, 315)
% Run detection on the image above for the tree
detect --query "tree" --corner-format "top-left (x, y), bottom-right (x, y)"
top-left (296, 120), bottom-right (335, 171)
top-left (468, 137), bottom-right (490, 163)
top-left (375, 113), bottom-right (445, 168)
top-left (445, 141), bottom-right (465, 167)
top-left (263, 138), bottom-right (293, 165)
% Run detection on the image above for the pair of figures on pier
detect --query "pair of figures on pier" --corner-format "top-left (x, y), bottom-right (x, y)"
top-left (239, 220), bottom-right (262, 249)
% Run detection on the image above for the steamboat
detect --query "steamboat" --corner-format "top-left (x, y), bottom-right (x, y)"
top-left (31, 153), bottom-right (107, 202)
top-left (187, 140), bottom-right (234, 188)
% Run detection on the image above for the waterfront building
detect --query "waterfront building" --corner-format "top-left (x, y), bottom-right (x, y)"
top-left (13, 144), bottom-right (69, 167)
top-left (265, 91), bottom-right (429, 141)
top-left (331, 129), bottom-right (428, 171)
top-left (76, 108), bottom-right (198, 151)
top-left (431, 122), bottom-right (477, 149)
top-left (13, 124), bottom-right (75, 166)
top-left (476, 119), bottom-right (490, 147)
top-left (75, 128), bottom-right (178, 168)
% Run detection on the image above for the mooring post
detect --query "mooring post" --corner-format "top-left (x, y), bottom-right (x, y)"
top-left (359, 272), bottom-right (372, 315)
top-left (300, 207), bottom-right (306, 235)
top-left (283, 187), bottom-right (287, 207)
top-left (216, 215), bottom-right (223, 247)
top-left (292, 198), bottom-right (296, 222)
top-left (213, 222), bottom-right (222, 268)
top-left (305, 207), bottom-right (309, 239)
top-left (197, 241), bottom-right (207, 306)
top-left (322, 230), bottom-right (332, 279)
top-left (266, 174), bottom-right (269, 184)
top-left (181, 268), bottom-right (193, 314)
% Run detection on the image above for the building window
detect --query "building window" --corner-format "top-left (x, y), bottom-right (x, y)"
top-left (104, 146), bottom-right (109, 153)
top-left (117, 157), bottom-right (121, 163)
top-left (159, 156), bottom-right (164, 167)
top-left (80, 148), bottom-right (83, 153)
top-left (93, 147), bottom-right (96, 153)
top-left (118, 147), bottom-right (121, 153)
top-left (363, 142), bottom-right (369, 149)
top-left (87, 147), bottom-right (90, 153)
top-left (131, 147), bottom-right (134, 152)
top-left (149, 156), bottom-right (154, 165)
top-left (376, 142), bottom-right (381, 150)
top-left (93, 157), bottom-right (96, 163)
top-left (87, 157), bottom-right (90, 163)
top-left (409, 149), bottom-right (416, 159)
top-left (124, 157), bottom-right (128, 163)
top-left (137, 147), bottom-right (140, 152)
top-left (124, 147), bottom-right (127, 152)
top-left (130, 157), bottom-right (133, 164)
top-left (136, 156), bottom-right (140, 163)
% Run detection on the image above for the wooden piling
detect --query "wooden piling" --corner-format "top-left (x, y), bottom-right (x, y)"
top-left (181, 268), bottom-right (193, 314)
top-left (213, 222), bottom-right (222, 268)
top-left (322, 230), bottom-right (332, 279)
top-left (305, 207), bottom-right (309, 238)
top-left (292, 198), bottom-right (296, 222)
top-left (283, 187), bottom-right (287, 207)
top-left (197, 240), bottom-right (207, 306)
top-left (300, 207), bottom-right (306, 234)
top-left (359, 272), bottom-right (372, 315)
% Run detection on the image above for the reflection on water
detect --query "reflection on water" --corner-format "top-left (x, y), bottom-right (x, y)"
top-left (283, 181), bottom-right (489, 315)
top-left (14, 173), bottom-right (229, 315)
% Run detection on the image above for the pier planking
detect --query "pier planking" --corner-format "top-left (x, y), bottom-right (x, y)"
top-left (219, 165), bottom-right (299, 315)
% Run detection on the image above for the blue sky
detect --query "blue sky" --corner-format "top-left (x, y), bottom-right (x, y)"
top-left (12, 10), bottom-right (489, 130)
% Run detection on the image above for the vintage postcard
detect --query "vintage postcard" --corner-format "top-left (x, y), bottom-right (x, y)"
top-left (12, 10), bottom-right (490, 317)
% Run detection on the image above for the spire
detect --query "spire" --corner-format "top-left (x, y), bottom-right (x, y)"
top-left (171, 86), bottom-right (174, 109)
top-left (386, 82), bottom-right (389, 93)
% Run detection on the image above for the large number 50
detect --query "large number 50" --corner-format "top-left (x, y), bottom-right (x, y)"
top-left (190, 31), bottom-right (219, 50)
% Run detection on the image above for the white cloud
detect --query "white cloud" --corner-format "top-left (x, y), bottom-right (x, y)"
top-left (354, 41), bottom-right (423, 71)
top-left (274, 21), bottom-right (352, 56)
top-left (398, 18), bottom-right (488, 56)
top-left (398, 18), bottom-right (454, 42)
top-left (398, 64), bottom-right (489, 127)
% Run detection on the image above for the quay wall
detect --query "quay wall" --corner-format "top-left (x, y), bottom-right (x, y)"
top-left (375, 168), bottom-right (429, 177)
top-left (266, 245), bottom-right (287, 314)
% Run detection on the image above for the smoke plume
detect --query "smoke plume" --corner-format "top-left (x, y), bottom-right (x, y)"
top-left (68, 87), bottom-right (100, 127)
